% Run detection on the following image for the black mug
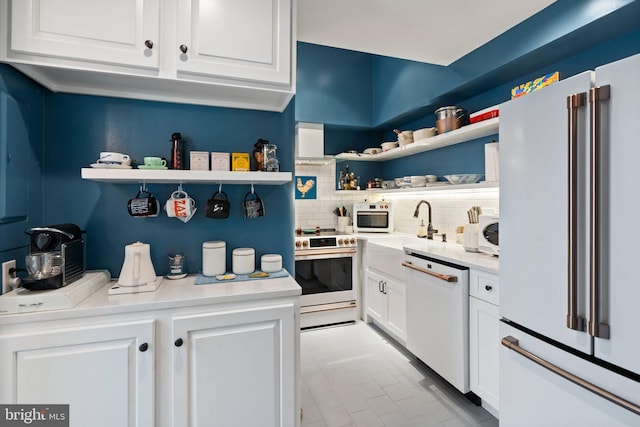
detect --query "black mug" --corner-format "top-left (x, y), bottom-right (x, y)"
top-left (206, 191), bottom-right (231, 219)
top-left (242, 191), bottom-right (265, 218)
top-left (128, 190), bottom-right (159, 218)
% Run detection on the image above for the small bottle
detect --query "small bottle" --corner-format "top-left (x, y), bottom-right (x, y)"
top-left (417, 220), bottom-right (427, 238)
top-left (338, 171), bottom-right (345, 190)
top-left (170, 132), bottom-right (186, 170)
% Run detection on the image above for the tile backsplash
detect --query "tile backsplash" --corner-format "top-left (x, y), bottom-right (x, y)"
top-left (294, 162), bottom-right (498, 236)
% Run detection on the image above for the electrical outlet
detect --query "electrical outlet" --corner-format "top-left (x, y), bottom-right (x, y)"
top-left (2, 260), bottom-right (17, 294)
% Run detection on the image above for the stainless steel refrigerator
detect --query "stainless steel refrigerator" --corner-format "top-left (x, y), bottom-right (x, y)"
top-left (499, 53), bottom-right (640, 426)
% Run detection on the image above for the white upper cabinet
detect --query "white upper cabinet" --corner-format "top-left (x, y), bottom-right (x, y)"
top-left (11, 0), bottom-right (160, 70)
top-left (176, 0), bottom-right (291, 85)
top-left (1, 0), bottom-right (294, 111)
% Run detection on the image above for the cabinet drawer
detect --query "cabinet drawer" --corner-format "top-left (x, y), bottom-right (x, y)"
top-left (470, 270), bottom-right (499, 305)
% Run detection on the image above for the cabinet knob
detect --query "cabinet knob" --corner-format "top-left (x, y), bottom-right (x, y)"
top-left (485, 285), bottom-right (493, 291)
top-left (175, 338), bottom-right (184, 347)
top-left (139, 342), bottom-right (149, 352)
top-left (145, 40), bottom-right (154, 49)
top-left (179, 44), bottom-right (188, 54)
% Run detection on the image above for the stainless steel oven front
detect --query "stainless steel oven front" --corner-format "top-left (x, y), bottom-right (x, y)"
top-left (294, 234), bottom-right (358, 328)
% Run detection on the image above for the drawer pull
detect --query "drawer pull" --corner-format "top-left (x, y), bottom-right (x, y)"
top-left (485, 285), bottom-right (493, 291)
top-left (174, 338), bottom-right (183, 347)
top-left (139, 342), bottom-right (149, 352)
top-left (144, 40), bottom-right (153, 49)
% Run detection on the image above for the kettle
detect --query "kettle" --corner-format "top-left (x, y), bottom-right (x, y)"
top-left (117, 241), bottom-right (157, 286)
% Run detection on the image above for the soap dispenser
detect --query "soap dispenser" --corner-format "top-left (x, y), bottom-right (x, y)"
top-left (417, 220), bottom-right (427, 238)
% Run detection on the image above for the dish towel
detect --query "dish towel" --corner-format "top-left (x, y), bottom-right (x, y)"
top-left (194, 269), bottom-right (290, 285)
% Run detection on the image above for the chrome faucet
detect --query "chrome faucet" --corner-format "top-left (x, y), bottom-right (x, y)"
top-left (413, 200), bottom-right (438, 239)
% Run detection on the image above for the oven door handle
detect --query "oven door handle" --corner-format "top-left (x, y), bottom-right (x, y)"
top-left (295, 248), bottom-right (357, 258)
top-left (401, 261), bottom-right (458, 282)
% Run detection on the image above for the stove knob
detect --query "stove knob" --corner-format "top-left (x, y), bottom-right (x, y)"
top-left (295, 241), bottom-right (302, 248)
top-left (338, 239), bottom-right (344, 245)
top-left (302, 241), bottom-right (309, 248)
top-left (350, 238), bottom-right (356, 245)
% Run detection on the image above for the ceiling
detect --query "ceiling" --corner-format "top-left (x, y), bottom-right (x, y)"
top-left (297, 0), bottom-right (557, 66)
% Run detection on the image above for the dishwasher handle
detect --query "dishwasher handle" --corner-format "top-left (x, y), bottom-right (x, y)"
top-left (401, 261), bottom-right (458, 283)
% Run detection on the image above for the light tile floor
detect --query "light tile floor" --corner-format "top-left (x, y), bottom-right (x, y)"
top-left (300, 321), bottom-right (499, 427)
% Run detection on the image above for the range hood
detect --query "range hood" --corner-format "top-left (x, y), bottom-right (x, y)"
top-left (295, 122), bottom-right (334, 164)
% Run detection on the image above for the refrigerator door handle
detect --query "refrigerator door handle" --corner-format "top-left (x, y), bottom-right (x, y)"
top-left (566, 92), bottom-right (587, 332)
top-left (502, 336), bottom-right (640, 415)
top-left (589, 85), bottom-right (611, 339)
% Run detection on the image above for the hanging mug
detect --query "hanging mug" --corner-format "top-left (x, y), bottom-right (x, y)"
top-left (128, 190), bottom-right (159, 218)
top-left (165, 190), bottom-right (197, 223)
top-left (242, 191), bottom-right (265, 218)
top-left (206, 191), bottom-right (231, 219)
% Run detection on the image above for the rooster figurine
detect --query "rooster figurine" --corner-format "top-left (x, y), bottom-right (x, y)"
top-left (296, 178), bottom-right (315, 198)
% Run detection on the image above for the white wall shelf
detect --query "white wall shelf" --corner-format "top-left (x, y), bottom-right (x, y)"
top-left (334, 118), bottom-right (499, 162)
top-left (81, 168), bottom-right (292, 185)
top-left (334, 181), bottom-right (498, 194)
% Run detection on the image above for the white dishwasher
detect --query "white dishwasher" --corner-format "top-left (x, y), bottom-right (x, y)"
top-left (403, 251), bottom-right (470, 395)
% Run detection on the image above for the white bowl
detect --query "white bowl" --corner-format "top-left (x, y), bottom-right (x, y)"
top-left (363, 147), bottom-right (380, 154)
top-left (425, 175), bottom-right (437, 183)
top-left (381, 141), bottom-right (398, 151)
top-left (443, 174), bottom-right (483, 185)
top-left (413, 127), bottom-right (436, 140)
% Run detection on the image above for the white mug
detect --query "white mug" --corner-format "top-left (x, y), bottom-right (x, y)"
top-left (165, 190), bottom-right (196, 222)
top-left (99, 151), bottom-right (130, 165)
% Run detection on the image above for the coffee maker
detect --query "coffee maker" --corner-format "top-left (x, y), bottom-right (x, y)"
top-left (22, 224), bottom-right (85, 290)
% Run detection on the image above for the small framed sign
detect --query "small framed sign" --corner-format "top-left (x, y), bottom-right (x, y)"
top-left (295, 176), bottom-right (317, 199)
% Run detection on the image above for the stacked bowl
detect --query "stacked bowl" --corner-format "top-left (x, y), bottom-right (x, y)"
top-left (396, 130), bottom-right (414, 146)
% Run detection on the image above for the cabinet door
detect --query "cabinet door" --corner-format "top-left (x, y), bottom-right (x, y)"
top-left (172, 303), bottom-right (296, 427)
top-left (385, 278), bottom-right (406, 341)
top-left (365, 270), bottom-right (385, 323)
top-left (176, 0), bottom-right (291, 85)
top-left (469, 296), bottom-right (499, 410)
top-left (11, 0), bottom-right (160, 70)
top-left (0, 319), bottom-right (155, 427)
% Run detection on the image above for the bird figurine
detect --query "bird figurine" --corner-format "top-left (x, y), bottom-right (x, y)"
top-left (296, 178), bottom-right (315, 198)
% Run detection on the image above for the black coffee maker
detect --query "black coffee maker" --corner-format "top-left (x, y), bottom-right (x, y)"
top-left (22, 224), bottom-right (85, 290)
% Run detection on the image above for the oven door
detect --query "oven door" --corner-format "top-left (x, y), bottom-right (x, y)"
top-left (294, 250), bottom-right (355, 306)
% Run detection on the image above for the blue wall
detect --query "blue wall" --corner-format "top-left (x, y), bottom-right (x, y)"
top-left (42, 94), bottom-right (296, 277)
top-left (0, 65), bottom-right (45, 274)
top-left (295, 42), bottom-right (372, 128)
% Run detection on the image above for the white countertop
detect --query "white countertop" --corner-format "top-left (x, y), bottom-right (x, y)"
top-left (356, 232), bottom-right (499, 274)
top-left (0, 272), bottom-right (301, 325)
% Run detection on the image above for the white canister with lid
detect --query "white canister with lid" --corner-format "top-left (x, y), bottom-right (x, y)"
top-left (261, 254), bottom-right (282, 273)
top-left (232, 248), bottom-right (255, 275)
top-left (202, 241), bottom-right (226, 276)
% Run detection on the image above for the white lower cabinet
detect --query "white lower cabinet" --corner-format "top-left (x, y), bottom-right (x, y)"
top-left (469, 269), bottom-right (500, 414)
top-left (0, 299), bottom-right (298, 427)
top-left (172, 303), bottom-right (296, 427)
top-left (0, 319), bottom-right (155, 427)
top-left (365, 269), bottom-right (406, 343)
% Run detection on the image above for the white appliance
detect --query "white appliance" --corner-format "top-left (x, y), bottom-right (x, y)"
top-left (109, 241), bottom-right (161, 295)
top-left (500, 53), bottom-right (640, 425)
top-left (294, 232), bottom-right (358, 328)
top-left (477, 213), bottom-right (499, 256)
top-left (403, 251), bottom-right (471, 395)
top-left (353, 202), bottom-right (394, 233)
